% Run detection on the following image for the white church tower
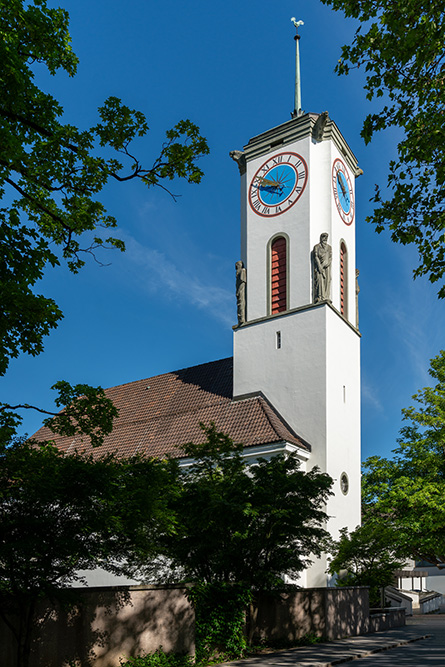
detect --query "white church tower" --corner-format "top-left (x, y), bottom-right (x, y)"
top-left (232, 23), bottom-right (362, 587)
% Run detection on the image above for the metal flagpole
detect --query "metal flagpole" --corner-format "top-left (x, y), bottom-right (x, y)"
top-left (291, 18), bottom-right (304, 118)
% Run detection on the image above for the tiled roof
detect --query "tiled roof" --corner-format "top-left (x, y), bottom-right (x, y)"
top-left (32, 357), bottom-right (309, 458)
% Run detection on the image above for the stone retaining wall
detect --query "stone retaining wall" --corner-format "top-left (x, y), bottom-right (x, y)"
top-left (369, 608), bottom-right (406, 633)
top-left (0, 585), bottom-right (195, 667)
top-left (1, 585), bottom-right (406, 667)
top-left (248, 587), bottom-right (371, 643)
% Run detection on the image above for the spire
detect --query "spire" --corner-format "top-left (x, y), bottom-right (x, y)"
top-left (290, 18), bottom-right (304, 118)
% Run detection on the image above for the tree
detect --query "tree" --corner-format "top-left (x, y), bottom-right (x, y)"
top-left (143, 424), bottom-right (333, 589)
top-left (0, 0), bottom-right (208, 432)
top-left (327, 521), bottom-right (405, 607)
top-left (362, 350), bottom-right (445, 566)
top-left (0, 436), bottom-right (179, 667)
top-left (320, 0), bottom-right (445, 296)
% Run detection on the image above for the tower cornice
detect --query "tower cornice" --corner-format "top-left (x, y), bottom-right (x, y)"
top-left (243, 112), bottom-right (362, 177)
top-left (233, 300), bottom-right (361, 337)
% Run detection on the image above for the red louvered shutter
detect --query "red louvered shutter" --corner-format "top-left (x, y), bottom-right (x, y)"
top-left (340, 242), bottom-right (346, 316)
top-left (271, 237), bottom-right (287, 314)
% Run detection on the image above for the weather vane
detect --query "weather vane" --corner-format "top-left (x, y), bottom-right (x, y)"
top-left (291, 17), bottom-right (304, 118)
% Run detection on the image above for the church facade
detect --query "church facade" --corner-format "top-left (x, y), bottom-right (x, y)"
top-left (34, 111), bottom-right (362, 588)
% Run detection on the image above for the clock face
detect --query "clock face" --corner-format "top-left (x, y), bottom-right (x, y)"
top-left (249, 152), bottom-right (308, 217)
top-left (332, 159), bottom-right (354, 225)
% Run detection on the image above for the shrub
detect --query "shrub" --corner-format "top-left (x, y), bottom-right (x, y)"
top-left (119, 648), bottom-right (193, 667)
top-left (187, 582), bottom-right (252, 663)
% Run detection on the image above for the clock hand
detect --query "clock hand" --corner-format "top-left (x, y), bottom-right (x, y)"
top-left (257, 177), bottom-right (281, 188)
top-left (338, 176), bottom-right (347, 198)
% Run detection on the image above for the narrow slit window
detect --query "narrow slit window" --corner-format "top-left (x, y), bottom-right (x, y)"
top-left (340, 241), bottom-right (348, 318)
top-left (276, 331), bottom-right (282, 349)
top-left (271, 237), bottom-right (287, 314)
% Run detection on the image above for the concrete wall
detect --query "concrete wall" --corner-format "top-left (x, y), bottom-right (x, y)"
top-left (1, 586), bottom-right (406, 667)
top-left (249, 589), bottom-right (405, 644)
top-left (248, 587), bottom-right (371, 643)
top-left (369, 609), bottom-right (406, 633)
top-left (1, 585), bottom-right (195, 667)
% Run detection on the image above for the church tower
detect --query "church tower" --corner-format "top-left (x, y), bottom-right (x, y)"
top-left (231, 32), bottom-right (362, 586)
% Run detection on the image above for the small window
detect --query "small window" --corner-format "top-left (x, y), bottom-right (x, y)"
top-left (271, 237), bottom-right (287, 314)
top-left (340, 241), bottom-right (348, 318)
top-left (276, 331), bottom-right (282, 349)
top-left (340, 472), bottom-right (349, 495)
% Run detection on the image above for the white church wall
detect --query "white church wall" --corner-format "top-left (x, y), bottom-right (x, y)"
top-left (233, 303), bottom-right (361, 588)
top-left (233, 304), bottom-right (327, 464)
top-left (308, 137), bottom-right (333, 259)
top-left (240, 170), bottom-right (247, 275)
top-left (325, 307), bottom-right (361, 539)
top-left (305, 309), bottom-right (360, 589)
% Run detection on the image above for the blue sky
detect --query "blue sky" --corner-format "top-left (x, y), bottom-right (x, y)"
top-left (4, 0), bottom-right (445, 462)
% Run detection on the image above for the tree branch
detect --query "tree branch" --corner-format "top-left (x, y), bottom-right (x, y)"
top-left (0, 107), bottom-right (81, 154)
top-left (1, 403), bottom-right (59, 417)
top-left (5, 177), bottom-right (69, 229)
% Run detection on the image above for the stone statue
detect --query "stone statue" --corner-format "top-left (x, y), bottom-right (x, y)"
top-left (312, 110), bottom-right (329, 142)
top-left (313, 233), bottom-right (332, 303)
top-left (355, 269), bottom-right (360, 328)
top-left (235, 260), bottom-right (247, 325)
top-left (229, 150), bottom-right (246, 175)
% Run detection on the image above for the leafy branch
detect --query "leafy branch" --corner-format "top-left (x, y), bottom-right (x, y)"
top-left (320, 0), bottom-right (445, 296)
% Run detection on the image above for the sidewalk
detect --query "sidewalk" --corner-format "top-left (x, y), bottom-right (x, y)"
top-left (221, 615), bottom-right (445, 667)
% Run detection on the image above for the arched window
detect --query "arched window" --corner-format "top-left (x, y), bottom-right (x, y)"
top-left (340, 241), bottom-right (348, 318)
top-left (271, 236), bottom-right (287, 314)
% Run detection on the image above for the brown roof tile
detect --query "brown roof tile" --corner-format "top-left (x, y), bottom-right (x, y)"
top-left (32, 357), bottom-right (309, 458)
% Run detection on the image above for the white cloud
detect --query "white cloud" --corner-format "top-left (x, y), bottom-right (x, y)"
top-left (116, 231), bottom-right (234, 326)
top-left (361, 379), bottom-right (384, 413)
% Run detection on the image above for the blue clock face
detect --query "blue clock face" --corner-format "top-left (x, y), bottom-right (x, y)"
top-left (332, 159), bottom-right (354, 225)
top-left (249, 152), bottom-right (308, 217)
top-left (336, 172), bottom-right (351, 212)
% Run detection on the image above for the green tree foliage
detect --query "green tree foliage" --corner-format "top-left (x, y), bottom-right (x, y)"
top-left (0, 0), bottom-right (208, 433)
top-left (187, 582), bottom-right (252, 662)
top-left (327, 521), bottom-right (404, 607)
top-left (320, 0), bottom-right (445, 296)
top-left (147, 424), bottom-right (333, 589)
top-left (0, 437), bottom-right (178, 667)
top-left (119, 649), bottom-right (193, 667)
top-left (362, 350), bottom-right (445, 565)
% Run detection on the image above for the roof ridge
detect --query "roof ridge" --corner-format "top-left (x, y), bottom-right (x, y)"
top-left (255, 394), bottom-right (310, 451)
top-left (256, 396), bottom-right (286, 440)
